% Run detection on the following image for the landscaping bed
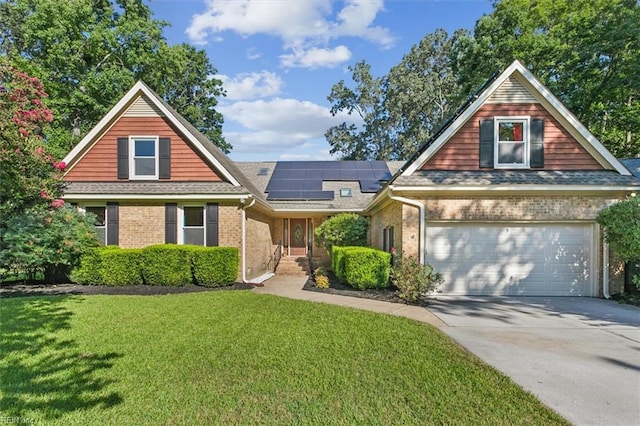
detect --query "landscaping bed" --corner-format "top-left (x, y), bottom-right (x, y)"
top-left (303, 271), bottom-right (431, 307)
top-left (0, 282), bottom-right (253, 298)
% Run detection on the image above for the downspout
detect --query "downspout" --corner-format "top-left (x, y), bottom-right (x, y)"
top-left (387, 190), bottom-right (426, 265)
top-left (240, 196), bottom-right (256, 283)
top-left (603, 238), bottom-right (611, 299)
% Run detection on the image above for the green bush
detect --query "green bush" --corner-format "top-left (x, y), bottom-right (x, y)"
top-left (343, 247), bottom-right (391, 290)
top-left (390, 255), bottom-right (443, 302)
top-left (331, 246), bottom-right (360, 282)
top-left (100, 248), bottom-right (143, 286)
top-left (191, 246), bottom-right (238, 287)
top-left (315, 213), bottom-right (368, 254)
top-left (140, 244), bottom-right (192, 286)
top-left (70, 247), bottom-right (104, 285)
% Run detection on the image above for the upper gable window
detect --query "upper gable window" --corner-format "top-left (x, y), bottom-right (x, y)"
top-left (130, 136), bottom-right (159, 179)
top-left (495, 117), bottom-right (529, 168)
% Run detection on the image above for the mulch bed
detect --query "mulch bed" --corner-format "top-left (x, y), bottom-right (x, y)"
top-left (0, 282), bottom-right (254, 298)
top-left (302, 273), bottom-right (430, 307)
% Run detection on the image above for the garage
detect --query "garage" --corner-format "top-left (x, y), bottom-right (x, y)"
top-left (425, 223), bottom-right (596, 296)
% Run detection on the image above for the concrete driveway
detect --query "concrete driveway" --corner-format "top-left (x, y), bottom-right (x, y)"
top-left (428, 297), bottom-right (640, 426)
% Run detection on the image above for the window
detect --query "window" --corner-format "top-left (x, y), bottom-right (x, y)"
top-left (183, 206), bottom-right (205, 245)
top-left (130, 136), bottom-right (158, 179)
top-left (85, 206), bottom-right (106, 245)
top-left (383, 226), bottom-right (395, 252)
top-left (340, 188), bottom-right (352, 197)
top-left (495, 117), bottom-right (529, 168)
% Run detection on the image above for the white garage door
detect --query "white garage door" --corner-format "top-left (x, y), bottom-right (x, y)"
top-left (426, 223), bottom-right (596, 296)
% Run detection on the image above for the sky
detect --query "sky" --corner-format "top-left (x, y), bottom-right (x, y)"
top-left (149, 0), bottom-right (494, 161)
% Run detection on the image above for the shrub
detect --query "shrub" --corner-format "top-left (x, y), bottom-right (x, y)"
top-left (191, 246), bottom-right (238, 287)
top-left (597, 195), bottom-right (640, 291)
top-left (343, 247), bottom-right (391, 290)
top-left (1, 205), bottom-right (100, 282)
top-left (314, 267), bottom-right (330, 289)
top-left (331, 246), bottom-right (359, 282)
top-left (100, 248), bottom-right (143, 286)
top-left (315, 213), bottom-right (368, 254)
top-left (390, 255), bottom-right (444, 302)
top-left (140, 245), bottom-right (192, 286)
top-left (70, 247), bottom-right (104, 285)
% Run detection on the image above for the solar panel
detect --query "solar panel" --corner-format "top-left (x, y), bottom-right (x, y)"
top-left (265, 161), bottom-right (390, 200)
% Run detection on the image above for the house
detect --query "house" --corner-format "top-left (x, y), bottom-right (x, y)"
top-left (62, 60), bottom-right (640, 296)
top-left (367, 60), bottom-right (640, 296)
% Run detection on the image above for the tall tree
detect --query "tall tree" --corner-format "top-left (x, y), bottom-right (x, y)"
top-left (326, 30), bottom-right (465, 160)
top-left (0, 0), bottom-right (228, 157)
top-left (455, 0), bottom-right (640, 157)
top-left (0, 57), bottom-right (62, 221)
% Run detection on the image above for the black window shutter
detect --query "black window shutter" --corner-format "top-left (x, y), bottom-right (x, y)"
top-left (106, 202), bottom-right (119, 246)
top-left (383, 228), bottom-right (388, 252)
top-left (206, 203), bottom-right (219, 247)
top-left (530, 118), bottom-right (545, 168)
top-left (479, 119), bottom-right (494, 168)
top-left (117, 138), bottom-right (129, 179)
top-left (165, 203), bottom-right (177, 244)
top-left (159, 137), bottom-right (171, 179)
top-left (389, 226), bottom-right (395, 251)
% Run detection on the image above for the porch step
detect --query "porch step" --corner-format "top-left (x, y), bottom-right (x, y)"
top-left (275, 256), bottom-right (310, 276)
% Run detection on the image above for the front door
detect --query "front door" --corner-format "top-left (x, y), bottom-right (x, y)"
top-left (289, 219), bottom-right (306, 256)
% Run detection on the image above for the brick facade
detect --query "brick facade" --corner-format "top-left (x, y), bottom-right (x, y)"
top-left (422, 195), bottom-right (619, 221)
top-left (119, 203), bottom-right (165, 248)
top-left (245, 209), bottom-right (277, 280)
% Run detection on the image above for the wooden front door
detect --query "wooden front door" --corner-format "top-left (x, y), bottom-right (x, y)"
top-left (289, 219), bottom-right (306, 256)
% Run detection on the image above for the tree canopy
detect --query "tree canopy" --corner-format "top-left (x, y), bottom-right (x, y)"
top-left (327, 0), bottom-right (640, 160)
top-left (0, 0), bottom-right (228, 157)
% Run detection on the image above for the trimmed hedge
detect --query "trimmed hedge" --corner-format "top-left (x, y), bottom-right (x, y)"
top-left (101, 248), bottom-right (143, 286)
top-left (140, 245), bottom-right (194, 286)
top-left (332, 246), bottom-right (391, 290)
top-left (69, 247), bottom-right (104, 285)
top-left (70, 245), bottom-right (239, 287)
top-left (191, 246), bottom-right (238, 287)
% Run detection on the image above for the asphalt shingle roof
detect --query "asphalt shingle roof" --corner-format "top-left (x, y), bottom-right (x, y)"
top-left (64, 181), bottom-right (247, 195)
top-left (393, 170), bottom-right (640, 187)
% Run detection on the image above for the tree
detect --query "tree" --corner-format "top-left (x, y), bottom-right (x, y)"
top-left (326, 29), bottom-right (465, 160)
top-left (0, 58), bottom-right (62, 221)
top-left (314, 213), bottom-right (368, 253)
top-left (0, 0), bottom-right (228, 157)
top-left (597, 195), bottom-right (640, 292)
top-left (455, 0), bottom-right (640, 157)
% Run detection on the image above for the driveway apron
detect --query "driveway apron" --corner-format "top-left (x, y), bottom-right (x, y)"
top-left (428, 297), bottom-right (640, 426)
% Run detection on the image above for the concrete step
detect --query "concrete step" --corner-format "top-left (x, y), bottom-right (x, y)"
top-left (276, 256), bottom-right (310, 276)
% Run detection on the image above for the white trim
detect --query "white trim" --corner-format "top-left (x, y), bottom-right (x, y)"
top-left (494, 116), bottom-right (530, 169)
top-left (129, 136), bottom-right (159, 180)
top-left (271, 208), bottom-right (364, 214)
top-left (63, 81), bottom-right (242, 186)
top-left (61, 193), bottom-right (249, 201)
top-left (179, 204), bottom-right (206, 246)
top-left (400, 60), bottom-right (630, 176)
top-left (79, 204), bottom-right (107, 245)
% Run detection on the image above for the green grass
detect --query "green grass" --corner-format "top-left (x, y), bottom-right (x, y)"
top-left (0, 292), bottom-right (568, 425)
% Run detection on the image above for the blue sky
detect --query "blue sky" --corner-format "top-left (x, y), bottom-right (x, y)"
top-left (149, 0), bottom-right (493, 161)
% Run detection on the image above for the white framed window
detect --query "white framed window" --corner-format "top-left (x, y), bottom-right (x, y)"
top-left (130, 136), bottom-right (159, 179)
top-left (494, 117), bottom-right (529, 168)
top-left (181, 206), bottom-right (205, 246)
top-left (84, 205), bottom-right (106, 245)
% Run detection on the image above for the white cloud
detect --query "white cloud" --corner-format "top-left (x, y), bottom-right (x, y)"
top-left (217, 71), bottom-right (283, 100)
top-left (187, 0), bottom-right (394, 68)
top-left (280, 45), bottom-right (351, 69)
top-left (219, 97), bottom-right (362, 153)
top-left (246, 47), bottom-right (261, 60)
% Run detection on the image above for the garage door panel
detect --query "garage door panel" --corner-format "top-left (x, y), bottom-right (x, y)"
top-left (426, 223), bottom-right (594, 296)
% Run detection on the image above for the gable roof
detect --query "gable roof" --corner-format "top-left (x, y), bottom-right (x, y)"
top-left (63, 81), bottom-right (243, 186)
top-left (397, 60), bottom-right (631, 178)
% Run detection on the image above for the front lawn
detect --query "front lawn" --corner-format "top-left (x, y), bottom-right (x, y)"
top-left (0, 292), bottom-right (567, 424)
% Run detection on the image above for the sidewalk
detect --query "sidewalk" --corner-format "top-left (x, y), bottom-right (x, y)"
top-left (251, 274), bottom-right (446, 327)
